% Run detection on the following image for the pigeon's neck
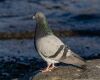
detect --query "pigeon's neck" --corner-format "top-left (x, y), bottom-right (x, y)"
top-left (36, 18), bottom-right (53, 38)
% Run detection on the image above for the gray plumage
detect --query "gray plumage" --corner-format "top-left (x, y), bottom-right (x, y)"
top-left (33, 12), bottom-right (85, 68)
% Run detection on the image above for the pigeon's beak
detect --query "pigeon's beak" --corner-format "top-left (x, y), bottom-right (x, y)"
top-left (33, 16), bottom-right (35, 20)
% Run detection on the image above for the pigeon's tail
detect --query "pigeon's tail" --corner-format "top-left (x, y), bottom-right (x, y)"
top-left (60, 50), bottom-right (85, 67)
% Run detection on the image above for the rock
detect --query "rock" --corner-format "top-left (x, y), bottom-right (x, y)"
top-left (32, 59), bottom-right (100, 80)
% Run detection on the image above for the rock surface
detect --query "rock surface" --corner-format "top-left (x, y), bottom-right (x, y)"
top-left (32, 59), bottom-right (100, 80)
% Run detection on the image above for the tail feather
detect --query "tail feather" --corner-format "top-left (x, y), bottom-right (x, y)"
top-left (60, 51), bottom-right (85, 67)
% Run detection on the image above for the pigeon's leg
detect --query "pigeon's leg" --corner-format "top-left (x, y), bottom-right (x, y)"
top-left (40, 63), bottom-right (52, 72)
top-left (49, 63), bottom-right (57, 70)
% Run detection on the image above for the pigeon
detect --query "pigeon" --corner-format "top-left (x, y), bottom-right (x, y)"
top-left (33, 12), bottom-right (85, 72)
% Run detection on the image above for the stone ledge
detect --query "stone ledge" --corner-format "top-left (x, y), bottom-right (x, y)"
top-left (32, 59), bottom-right (100, 80)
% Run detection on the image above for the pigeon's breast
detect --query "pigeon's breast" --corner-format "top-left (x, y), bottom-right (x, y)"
top-left (36, 35), bottom-right (64, 58)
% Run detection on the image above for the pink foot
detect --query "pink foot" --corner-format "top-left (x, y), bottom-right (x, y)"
top-left (40, 63), bottom-right (57, 73)
top-left (40, 68), bottom-right (52, 72)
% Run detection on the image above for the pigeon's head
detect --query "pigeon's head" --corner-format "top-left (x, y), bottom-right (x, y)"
top-left (33, 12), bottom-right (46, 22)
top-left (33, 12), bottom-right (53, 35)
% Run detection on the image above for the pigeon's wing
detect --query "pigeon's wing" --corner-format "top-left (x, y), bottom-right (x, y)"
top-left (36, 35), bottom-right (65, 59)
top-left (41, 45), bottom-right (64, 58)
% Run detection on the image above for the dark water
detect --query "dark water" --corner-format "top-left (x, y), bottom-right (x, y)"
top-left (0, 0), bottom-right (100, 32)
top-left (0, 0), bottom-right (100, 79)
